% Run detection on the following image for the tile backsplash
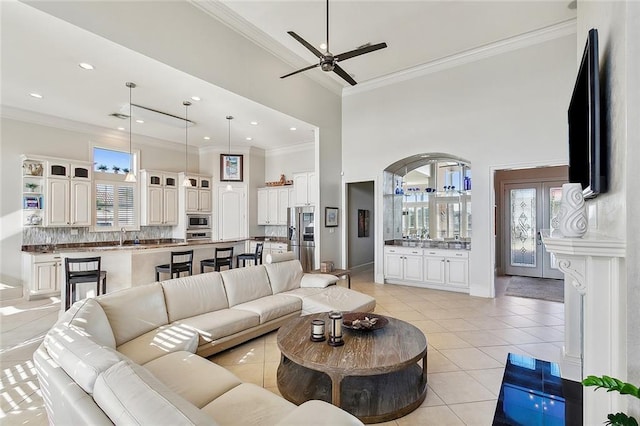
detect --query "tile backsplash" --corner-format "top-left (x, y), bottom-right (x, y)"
top-left (22, 226), bottom-right (174, 245)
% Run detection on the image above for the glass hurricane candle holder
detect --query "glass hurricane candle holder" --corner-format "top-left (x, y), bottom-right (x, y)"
top-left (328, 311), bottom-right (344, 346)
top-left (310, 319), bottom-right (325, 342)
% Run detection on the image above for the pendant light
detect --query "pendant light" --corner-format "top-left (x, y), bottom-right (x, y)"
top-left (225, 115), bottom-right (234, 191)
top-left (124, 82), bottom-right (137, 182)
top-left (182, 101), bottom-right (192, 187)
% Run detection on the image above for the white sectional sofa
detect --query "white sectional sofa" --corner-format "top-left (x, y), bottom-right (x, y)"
top-left (34, 253), bottom-right (375, 425)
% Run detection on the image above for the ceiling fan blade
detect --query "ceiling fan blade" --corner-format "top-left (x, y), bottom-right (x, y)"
top-left (335, 42), bottom-right (387, 62)
top-left (287, 31), bottom-right (323, 59)
top-left (332, 64), bottom-right (357, 86)
top-left (281, 63), bottom-right (320, 79)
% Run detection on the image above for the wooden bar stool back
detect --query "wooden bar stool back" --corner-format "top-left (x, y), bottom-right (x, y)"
top-left (65, 257), bottom-right (107, 310)
top-left (201, 247), bottom-right (234, 272)
top-left (236, 243), bottom-right (264, 267)
top-left (155, 250), bottom-right (194, 281)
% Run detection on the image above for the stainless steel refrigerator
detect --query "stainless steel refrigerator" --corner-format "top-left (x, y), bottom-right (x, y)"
top-left (287, 206), bottom-right (315, 272)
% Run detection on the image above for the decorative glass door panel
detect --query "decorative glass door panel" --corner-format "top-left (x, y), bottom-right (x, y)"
top-left (504, 181), bottom-right (565, 279)
top-left (508, 188), bottom-right (538, 271)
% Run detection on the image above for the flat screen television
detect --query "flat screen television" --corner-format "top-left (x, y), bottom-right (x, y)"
top-left (568, 28), bottom-right (607, 198)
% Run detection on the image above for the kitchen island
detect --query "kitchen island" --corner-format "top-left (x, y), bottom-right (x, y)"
top-left (21, 239), bottom-right (248, 305)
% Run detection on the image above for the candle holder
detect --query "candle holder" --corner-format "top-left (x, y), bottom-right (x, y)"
top-left (310, 319), bottom-right (326, 342)
top-left (328, 311), bottom-right (344, 347)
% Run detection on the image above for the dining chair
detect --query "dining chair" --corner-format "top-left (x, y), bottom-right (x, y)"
top-left (155, 250), bottom-right (194, 281)
top-left (64, 257), bottom-right (107, 310)
top-left (236, 243), bottom-right (264, 268)
top-left (201, 247), bottom-right (234, 273)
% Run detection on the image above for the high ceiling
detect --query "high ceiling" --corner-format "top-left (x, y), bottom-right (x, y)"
top-left (0, 1), bottom-right (576, 151)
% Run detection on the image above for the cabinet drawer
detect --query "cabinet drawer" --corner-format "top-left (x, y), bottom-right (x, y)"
top-left (384, 246), bottom-right (423, 256)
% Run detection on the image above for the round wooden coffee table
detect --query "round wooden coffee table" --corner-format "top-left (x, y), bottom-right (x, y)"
top-left (277, 312), bottom-right (427, 424)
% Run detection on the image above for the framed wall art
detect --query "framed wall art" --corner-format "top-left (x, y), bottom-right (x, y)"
top-left (325, 207), bottom-right (338, 227)
top-left (220, 154), bottom-right (243, 182)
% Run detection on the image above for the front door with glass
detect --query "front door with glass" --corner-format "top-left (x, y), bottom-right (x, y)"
top-left (504, 181), bottom-right (564, 279)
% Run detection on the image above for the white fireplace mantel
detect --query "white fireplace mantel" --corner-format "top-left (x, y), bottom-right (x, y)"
top-left (541, 230), bottom-right (627, 424)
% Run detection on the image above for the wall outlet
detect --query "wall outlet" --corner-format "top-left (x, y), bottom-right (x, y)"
top-left (329, 228), bottom-right (335, 234)
top-left (588, 203), bottom-right (598, 229)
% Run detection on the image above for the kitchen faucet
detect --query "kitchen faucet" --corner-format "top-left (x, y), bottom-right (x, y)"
top-left (119, 228), bottom-right (126, 246)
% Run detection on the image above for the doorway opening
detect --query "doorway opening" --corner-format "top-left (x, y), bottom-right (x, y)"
top-left (346, 181), bottom-right (374, 272)
top-left (494, 166), bottom-right (567, 301)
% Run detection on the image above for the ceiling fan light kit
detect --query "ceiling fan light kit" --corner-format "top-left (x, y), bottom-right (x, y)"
top-left (280, 0), bottom-right (387, 86)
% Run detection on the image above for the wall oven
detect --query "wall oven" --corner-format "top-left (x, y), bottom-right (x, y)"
top-left (187, 214), bottom-right (211, 229)
top-left (186, 230), bottom-right (212, 241)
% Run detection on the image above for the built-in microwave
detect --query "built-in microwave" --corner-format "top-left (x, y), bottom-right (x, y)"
top-left (187, 214), bottom-right (211, 229)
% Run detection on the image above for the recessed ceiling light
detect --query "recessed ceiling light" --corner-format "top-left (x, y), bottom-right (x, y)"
top-left (136, 119), bottom-right (144, 124)
top-left (117, 127), bottom-right (125, 131)
top-left (204, 136), bottom-right (210, 140)
top-left (191, 96), bottom-right (201, 101)
top-left (250, 121), bottom-right (258, 126)
top-left (289, 127), bottom-right (297, 131)
top-left (78, 62), bottom-right (94, 70)
top-left (246, 137), bottom-right (253, 141)
top-left (29, 93), bottom-right (43, 99)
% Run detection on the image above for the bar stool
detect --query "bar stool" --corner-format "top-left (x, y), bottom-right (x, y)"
top-left (236, 243), bottom-right (264, 268)
top-left (155, 250), bottom-right (193, 281)
top-left (65, 257), bottom-right (107, 311)
top-left (201, 247), bottom-right (233, 272)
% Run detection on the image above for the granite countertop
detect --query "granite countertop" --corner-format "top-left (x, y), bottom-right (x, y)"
top-left (250, 236), bottom-right (288, 243)
top-left (22, 238), bottom-right (249, 254)
top-left (385, 239), bottom-right (471, 250)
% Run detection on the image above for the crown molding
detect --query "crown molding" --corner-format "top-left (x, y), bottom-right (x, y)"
top-left (343, 18), bottom-right (577, 97)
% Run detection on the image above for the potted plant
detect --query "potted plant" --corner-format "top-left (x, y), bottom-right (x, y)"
top-left (112, 165), bottom-right (121, 174)
top-left (97, 164), bottom-right (108, 172)
top-left (582, 375), bottom-right (640, 426)
top-left (25, 182), bottom-right (38, 192)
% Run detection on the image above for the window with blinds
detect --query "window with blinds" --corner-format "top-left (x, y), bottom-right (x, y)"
top-left (95, 182), bottom-right (137, 230)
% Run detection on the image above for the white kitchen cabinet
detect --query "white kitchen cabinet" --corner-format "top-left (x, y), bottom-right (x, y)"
top-left (257, 187), bottom-right (290, 225)
top-left (47, 177), bottom-right (92, 227)
top-left (293, 172), bottom-right (316, 206)
top-left (141, 171), bottom-right (178, 226)
top-left (383, 246), bottom-right (423, 283)
top-left (385, 246), bottom-right (469, 292)
top-left (248, 241), bottom-right (288, 260)
top-left (216, 185), bottom-right (247, 241)
top-left (182, 173), bottom-right (212, 213)
top-left (424, 249), bottom-right (469, 289)
top-left (43, 159), bottom-right (92, 227)
top-left (22, 253), bottom-right (62, 299)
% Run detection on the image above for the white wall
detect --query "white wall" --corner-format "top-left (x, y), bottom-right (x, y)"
top-left (28, 1), bottom-right (343, 269)
top-left (348, 181), bottom-right (375, 269)
top-left (0, 116), bottom-right (198, 286)
top-left (578, 0), bottom-right (639, 418)
top-left (342, 35), bottom-right (576, 297)
top-left (265, 143), bottom-right (314, 183)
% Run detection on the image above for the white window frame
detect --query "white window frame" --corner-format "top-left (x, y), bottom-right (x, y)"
top-left (92, 145), bottom-right (140, 232)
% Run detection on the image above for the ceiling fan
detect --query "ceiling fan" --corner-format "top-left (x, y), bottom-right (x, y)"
top-left (280, 0), bottom-right (387, 86)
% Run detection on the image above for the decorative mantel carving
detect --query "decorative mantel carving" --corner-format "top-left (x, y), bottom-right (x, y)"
top-left (556, 258), bottom-right (586, 294)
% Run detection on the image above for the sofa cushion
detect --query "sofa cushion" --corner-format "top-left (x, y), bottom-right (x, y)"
top-left (232, 294), bottom-right (302, 324)
top-left (97, 282), bottom-right (169, 346)
top-left (300, 273), bottom-right (339, 288)
top-left (264, 252), bottom-right (296, 264)
top-left (277, 400), bottom-right (364, 426)
top-left (221, 266), bottom-right (273, 307)
top-left (162, 272), bottom-right (229, 322)
top-left (202, 383), bottom-right (295, 426)
top-left (298, 286), bottom-right (376, 314)
top-left (144, 351), bottom-right (242, 409)
top-left (44, 324), bottom-right (124, 394)
top-left (116, 323), bottom-right (200, 365)
top-left (66, 298), bottom-right (116, 348)
top-left (93, 360), bottom-right (218, 426)
top-left (174, 309), bottom-right (260, 345)
top-left (263, 260), bottom-right (303, 294)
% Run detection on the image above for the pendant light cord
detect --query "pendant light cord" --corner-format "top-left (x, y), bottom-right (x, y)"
top-left (184, 101), bottom-right (191, 175)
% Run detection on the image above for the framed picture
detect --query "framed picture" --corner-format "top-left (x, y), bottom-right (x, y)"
top-left (358, 209), bottom-right (370, 237)
top-left (325, 207), bottom-right (338, 227)
top-left (220, 154), bottom-right (244, 182)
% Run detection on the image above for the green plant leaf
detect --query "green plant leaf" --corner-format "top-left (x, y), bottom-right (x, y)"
top-left (606, 412), bottom-right (638, 426)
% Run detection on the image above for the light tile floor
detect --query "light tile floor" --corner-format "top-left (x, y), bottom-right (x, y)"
top-left (0, 271), bottom-right (564, 425)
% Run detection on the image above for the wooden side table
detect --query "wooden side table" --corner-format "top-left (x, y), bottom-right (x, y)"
top-left (310, 268), bottom-right (351, 288)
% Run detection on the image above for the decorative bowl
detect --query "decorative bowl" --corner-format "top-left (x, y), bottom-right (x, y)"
top-left (342, 313), bottom-right (388, 331)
